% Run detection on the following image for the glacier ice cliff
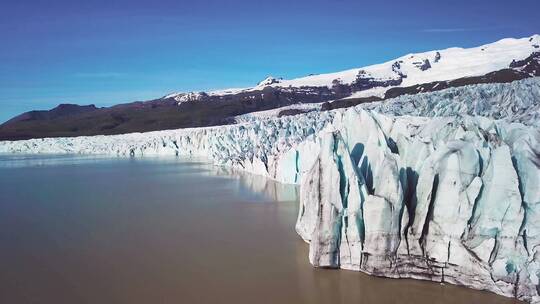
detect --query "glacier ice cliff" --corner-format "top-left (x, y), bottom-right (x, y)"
top-left (295, 109), bottom-right (540, 302)
top-left (1, 79), bottom-right (539, 302)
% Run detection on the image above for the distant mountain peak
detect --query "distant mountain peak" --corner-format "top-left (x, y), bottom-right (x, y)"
top-left (257, 76), bottom-right (282, 87)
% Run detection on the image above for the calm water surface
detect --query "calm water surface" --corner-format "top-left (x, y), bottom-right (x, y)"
top-left (0, 155), bottom-right (521, 304)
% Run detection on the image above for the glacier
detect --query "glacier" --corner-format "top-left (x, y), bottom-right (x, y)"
top-left (1, 78), bottom-right (540, 302)
top-left (361, 77), bottom-right (540, 127)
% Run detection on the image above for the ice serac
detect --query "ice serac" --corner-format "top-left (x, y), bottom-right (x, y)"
top-left (1, 79), bottom-right (540, 302)
top-left (296, 131), bottom-right (368, 267)
top-left (296, 107), bottom-right (540, 302)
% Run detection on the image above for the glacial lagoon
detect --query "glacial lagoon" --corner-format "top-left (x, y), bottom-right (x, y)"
top-left (0, 155), bottom-right (521, 303)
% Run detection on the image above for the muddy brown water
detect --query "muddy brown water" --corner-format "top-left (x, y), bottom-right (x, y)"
top-left (0, 155), bottom-right (521, 304)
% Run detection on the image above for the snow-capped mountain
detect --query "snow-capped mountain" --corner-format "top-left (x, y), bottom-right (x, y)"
top-left (166, 34), bottom-right (540, 100)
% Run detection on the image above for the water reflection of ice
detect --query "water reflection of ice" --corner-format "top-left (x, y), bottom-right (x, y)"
top-left (0, 154), bottom-right (299, 203)
top-left (210, 165), bottom-right (299, 203)
top-left (0, 153), bottom-right (115, 168)
top-left (0, 154), bottom-right (203, 168)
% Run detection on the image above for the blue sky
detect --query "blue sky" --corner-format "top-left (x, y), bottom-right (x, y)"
top-left (1, 0), bottom-right (539, 122)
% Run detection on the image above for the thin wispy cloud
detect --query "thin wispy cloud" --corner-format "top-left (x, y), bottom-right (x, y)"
top-left (421, 26), bottom-right (509, 33)
top-left (422, 28), bottom-right (472, 33)
top-left (74, 72), bottom-right (126, 79)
